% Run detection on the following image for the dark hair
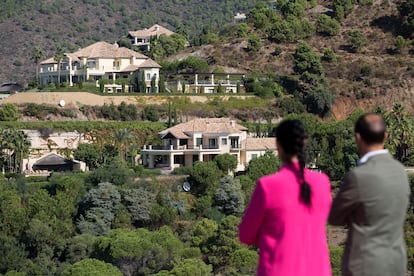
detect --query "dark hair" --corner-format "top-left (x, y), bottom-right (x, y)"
top-left (276, 119), bottom-right (311, 206)
top-left (355, 113), bottom-right (386, 145)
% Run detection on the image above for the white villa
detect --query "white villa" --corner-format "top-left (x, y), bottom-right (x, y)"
top-left (128, 24), bottom-right (175, 50)
top-left (39, 41), bottom-right (161, 93)
top-left (141, 118), bottom-right (277, 172)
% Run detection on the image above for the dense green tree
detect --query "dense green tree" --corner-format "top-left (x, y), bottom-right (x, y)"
top-left (246, 151), bottom-right (280, 182)
top-left (74, 143), bottom-right (101, 170)
top-left (177, 56), bottom-right (210, 74)
top-left (214, 153), bottom-right (237, 174)
top-left (0, 234), bottom-right (28, 274)
top-left (150, 34), bottom-right (187, 59)
top-left (247, 35), bottom-right (262, 52)
top-left (293, 41), bottom-right (324, 76)
top-left (87, 158), bottom-right (132, 186)
top-left (237, 23), bottom-right (249, 37)
top-left (229, 248), bottom-right (258, 275)
top-left (206, 215), bottom-right (242, 271)
top-left (65, 234), bottom-right (97, 264)
top-left (161, 258), bottom-right (213, 275)
top-left (0, 186), bottom-right (27, 238)
top-left (187, 161), bottom-right (222, 196)
top-left (61, 258), bottom-right (122, 276)
top-left (121, 188), bottom-right (155, 227)
top-left (94, 227), bottom-right (184, 275)
top-left (77, 182), bottom-right (121, 235)
top-left (213, 176), bottom-right (244, 215)
top-left (190, 218), bottom-right (219, 248)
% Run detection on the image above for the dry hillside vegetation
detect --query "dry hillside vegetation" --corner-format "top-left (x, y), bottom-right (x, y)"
top-left (170, 0), bottom-right (414, 118)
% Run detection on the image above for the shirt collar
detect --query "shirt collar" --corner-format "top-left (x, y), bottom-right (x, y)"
top-left (358, 149), bottom-right (389, 165)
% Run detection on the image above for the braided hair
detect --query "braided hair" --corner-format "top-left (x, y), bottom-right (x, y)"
top-left (276, 119), bottom-right (312, 206)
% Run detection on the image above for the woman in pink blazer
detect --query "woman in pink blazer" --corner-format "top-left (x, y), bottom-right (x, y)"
top-left (239, 119), bottom-right (332, 276)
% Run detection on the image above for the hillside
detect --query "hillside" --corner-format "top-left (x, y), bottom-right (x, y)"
top-left (0, 0), bottom-right (259, 84)
top-left (2, 0), bottom-right (414, 119)
top-left (165, 0), bottom-right (414, 118)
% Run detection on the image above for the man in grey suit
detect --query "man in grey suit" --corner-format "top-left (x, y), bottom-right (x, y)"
top-left (329, 113), bottom-right (411, 276)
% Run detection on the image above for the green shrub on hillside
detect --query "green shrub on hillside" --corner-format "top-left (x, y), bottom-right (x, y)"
top-left (0, 103), bottom-right (20, 121)
top-left (317, 14), bottom-right (340, 36)
top-left (348, 30), bottom-right (366, 53)
top-left (247, 35), bottom-right (262, 52)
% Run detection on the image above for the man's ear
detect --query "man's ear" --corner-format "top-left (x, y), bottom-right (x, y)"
top-left (355, 132), bottom-right (361, 143)
top-left (384, 132), bottom-right (388, 141)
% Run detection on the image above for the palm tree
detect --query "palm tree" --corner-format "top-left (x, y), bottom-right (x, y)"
top-left (0, 129), bottom-right (30, 173)
top-left (112, 128), bottom-right (134, 162)
top-left (127, 143), bottom-right (140, 167)
top-left (54, 46), bottom-right (65, 87)
top-left (13, 130), bottom-right (31, 173)
top-left (0, 129), bottom-right (14, 172)
top-left (30, 47), bottom-right (44, 87)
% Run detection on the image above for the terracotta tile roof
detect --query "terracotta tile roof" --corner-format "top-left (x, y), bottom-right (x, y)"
top-left (118, 64), bottom-right (140, 72)
top-left (139, 59), bottom-right (161, 68)
top-left (129, 24), bottom-right (174, 38)
top-left (245, 137), bottom-right (277, 151)
top-left (40, 41), bottom-right (147, 64)
top-left (160, 118), bottom-right (247, 137)
top-left (161, 129), bottom-right (190, 139)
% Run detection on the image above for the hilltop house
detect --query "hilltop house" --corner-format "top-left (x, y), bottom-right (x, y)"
top-left (128, 24), bottom-right (175, 51)
top-left (141, 118), bottom-right (277, 171)
top-left (39, 41), bottom-right (160, 93)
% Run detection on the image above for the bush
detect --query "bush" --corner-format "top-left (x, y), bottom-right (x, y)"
top-left (395, 35), bottom-right (411, 54)
top-left (348, 30), bottom-right (366, 53)
top-left (0, 103), bottom-right (20, 121)
top-left (360, 65), bottom-right (372, 77)
top-left (247, 35), bottom-right (262, 52)
top-left (322, 48), bottom-right (337, 63)
top-left (316, 15), bottom-right (340, 36)
top-left (278, 96), bottom-right (306, 114)
top-left (329, 246), bottom-right (343, 276)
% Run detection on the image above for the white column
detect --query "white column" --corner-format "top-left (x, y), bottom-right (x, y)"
top-left (169, 153), bottom-right (174, 169)
top-left (112, 73), bottom-right (116, 84)
top-left (211, 74), bottom-right (215, 85)
top-left (149, 154), bottom-right (155, 169)
top-left (67, 55), bottom-right (73, 86)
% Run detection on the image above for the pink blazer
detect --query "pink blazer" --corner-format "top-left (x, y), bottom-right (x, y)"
top-left (239, 162), bottom-right (332, 276)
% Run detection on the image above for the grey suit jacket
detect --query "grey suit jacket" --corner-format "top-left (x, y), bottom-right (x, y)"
top-left (329, 153), bottom-right (410, 276)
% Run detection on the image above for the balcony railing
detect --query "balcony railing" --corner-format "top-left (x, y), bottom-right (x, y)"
top-left (143, 144), bottom-right (221, 151)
